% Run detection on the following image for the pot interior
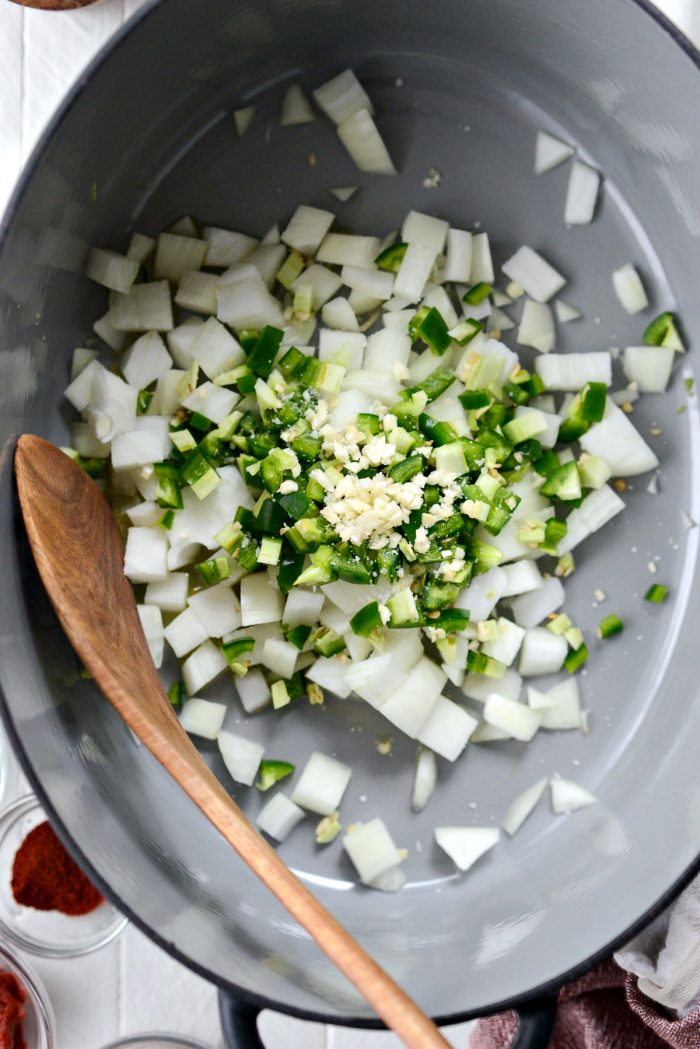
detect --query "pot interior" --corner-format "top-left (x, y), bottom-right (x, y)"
top-left (1, 0), bottom-right (700, 1022)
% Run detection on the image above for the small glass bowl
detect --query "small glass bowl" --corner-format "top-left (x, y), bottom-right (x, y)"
top-left (100, 1037), bottom-right (217, 1049)
top-left (0, 937), bottom-right (56, 1048)
top-left (0, 794), bottom-right (127, 957)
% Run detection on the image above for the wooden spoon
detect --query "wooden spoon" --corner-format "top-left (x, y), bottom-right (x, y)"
top-left (14, 434), bottom-right (452, 1049)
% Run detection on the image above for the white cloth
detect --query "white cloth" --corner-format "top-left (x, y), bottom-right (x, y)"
top-left (616, 875), bottom-right (700, 1015)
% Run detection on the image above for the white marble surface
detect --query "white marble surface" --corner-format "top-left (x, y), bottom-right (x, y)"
top-left (0, 1), bottom-right (699, 1046)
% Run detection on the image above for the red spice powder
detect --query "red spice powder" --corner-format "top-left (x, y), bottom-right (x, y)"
top-left (0, 972), bottom-right (26, 1049)
top-left (11, 821), bottom-right (104, 916)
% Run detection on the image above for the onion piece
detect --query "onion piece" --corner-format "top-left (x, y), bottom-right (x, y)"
top-left (236, 668), bottom-right (271, 714)
top-left (364, 329), bottom-right (411, 373)
top-left (401, 210), bottom-right (449, 253)
top-left (282, 205), bottom-right (335, 255)
top-left (124, 526), bottom-right (168, 584)
top-left (306, 654), bottom-right (353, 699)
top-left (261, 638), bottom-right (299, 680)
top-left (564, 160), bottom-right (601, 225)
top-left (483, 694), bottom-right (542, 742)
top-left (380, 658), bottom-right (446, 738)
top-left (317, 233), bottom-right (380, 268)
top-left (218, 732), bottom-right (265, 786)
top-left (182, 641), bottom-right (228, 695)
top-left (511, 576), bottom-right (565, 628)
top-left (109, 281), bottom-right (174, 333)
top-left (121, 332), bottom-right (172, 389)
top-left (179, 697), bottom-right (226, 740)
top-left (412, 747), bottom-right (438, 812)
top-left (393, 244), bottom-right (438, 302)
top-left (535, 352), bottom-right (611, 390)
top-left (313, 68), bottom-right (373, 125)
top-left (454, 566), bottom-right (506, 622)
top-left (469, 233), bottom-right (494, 283)
top-left (291, 752), bottom-right (352, 815)
top-left (612, 263), bottom-right (649, 314)
top-left (434, 827), bottom-right (500, 872)
top-left (534, 131), bottom-right (574, 174)
top-left (282, 588), bottom-right (324, 627)
top-left (535, 679), bottom-right (583, 731)
top-left (470, 722), bottom-right (512, 743)
top-left (257, 793), bottom-right (305, 841)
top-left (337, 109), bottom-right (396, 175)
top-left (367, 866), bottom-right (407, 893)
top-left (623, 345), bottom-right (675, 393)
top-left (137, 604), bottom-right (164, 669)
top-left (344, 653), bottom-right (406, 707)
top-left (343, 818), bottom-right (402, 884)
top-left (202, 226), bottom-right (258, 268)
top-left (502, 778), bottom-right (548, 836)
top-left (554, 299), bottom-right (582, 323)
top-left (501, 562), bottom-right (544, 598)
top-left (579, 404), bottom-right (658, 477)
top-left (550, 777), bottom-right (597, 814)
top-left (417, 696), bottom-right (478, 761)
top-left (321, 296), bottom-right (360, 332)
top-left (233, 106), bottom-right (255, 136)
top-left (240, 573), bottom-right (284, 626)
top-left (519, 628), bottom-right (567, 677)
top-left (502, 246), bottom-right (566, 303)
top-left (145, 573), bottom-right (189, 614)
top-left (482, 618), bottom-right (527, 667)
top-left (443, 228), bottom-right (472, 283)
top-left (86, 248), bottom-right (139, 294)
top-left (330, 186), bottom-right (358, 202)
top-left (188, 581), bottom-right (242, 637)
top-left (280, 83), bottom-right (315, 126)
top-left (319, 330), bottom-right (367, 371)
top-left (517, 300), bottom-right (555, 353)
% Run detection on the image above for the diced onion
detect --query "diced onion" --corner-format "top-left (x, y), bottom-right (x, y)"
top-left (534, 131), bottom-right (574, 174)
top-left (502, 778), bottom-right (548, 836)
top-left (564, 160), bottom-right (601, 225)
top-left (550, 777), bottom-right (597, 814)
top-left (612, 263), bottom-right (649, 314)
top-left (412, 747), bottom-right (438, 812)
top-left (434, 827), bottom-right (499, 871)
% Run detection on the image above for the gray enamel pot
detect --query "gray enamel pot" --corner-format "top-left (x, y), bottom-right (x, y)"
top-left (2, 1), bottom-right (700, 1047)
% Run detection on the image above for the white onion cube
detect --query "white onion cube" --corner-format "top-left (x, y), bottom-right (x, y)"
top-left (434, 827), bottom-right (500, 872)
top-left (417, 696), bottom-right (478, 762)
top-left (179, 697), bottom-right (226, 740)
top-left (240, 573), bottom-right (284, 626)
top-left (182, 641), bottom-right (228, 695)
top-left (257, 793), bottom-right (305, 841)
top-left (291, 752), bottom-right (352, 815)
top-left (343, 818), bottom-right (402, 883)
top-left (218, 731), bottom-right (265, 786)
top-left (124, 527), bottom-right (168, 583)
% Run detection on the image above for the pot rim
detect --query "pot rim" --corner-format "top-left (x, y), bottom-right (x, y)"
top-left (1, 0), bottom-right (700, 1028)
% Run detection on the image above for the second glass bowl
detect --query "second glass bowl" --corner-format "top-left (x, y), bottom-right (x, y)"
top-left (0, 937), bottom-right (56, 1048)
top-left (0, 794), bottom-right (127, 957)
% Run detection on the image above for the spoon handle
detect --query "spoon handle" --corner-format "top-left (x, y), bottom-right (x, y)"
top-left (15, 435), bottom-right (452, 1049)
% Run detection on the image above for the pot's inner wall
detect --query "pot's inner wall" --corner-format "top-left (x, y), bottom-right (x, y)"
top-left (1, 0), bottom-right (700, 1020)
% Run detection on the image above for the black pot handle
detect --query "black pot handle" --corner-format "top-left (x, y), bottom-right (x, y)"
top-left (218, 994), bottom-right (264, 1049)
top-left (218, 992), bottom-right (558, 1049)
top-left (511, 996), bottom-right (558, 1049)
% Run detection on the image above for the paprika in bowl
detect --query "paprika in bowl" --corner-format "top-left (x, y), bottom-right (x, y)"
top-left (0, 939), bottom-right (56, 1049)
top-left (0, 795), bottom-right (127, 957)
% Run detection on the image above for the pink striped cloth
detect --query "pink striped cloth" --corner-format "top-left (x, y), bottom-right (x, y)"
top-left (470, 960), bottom-right (700, 1048)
